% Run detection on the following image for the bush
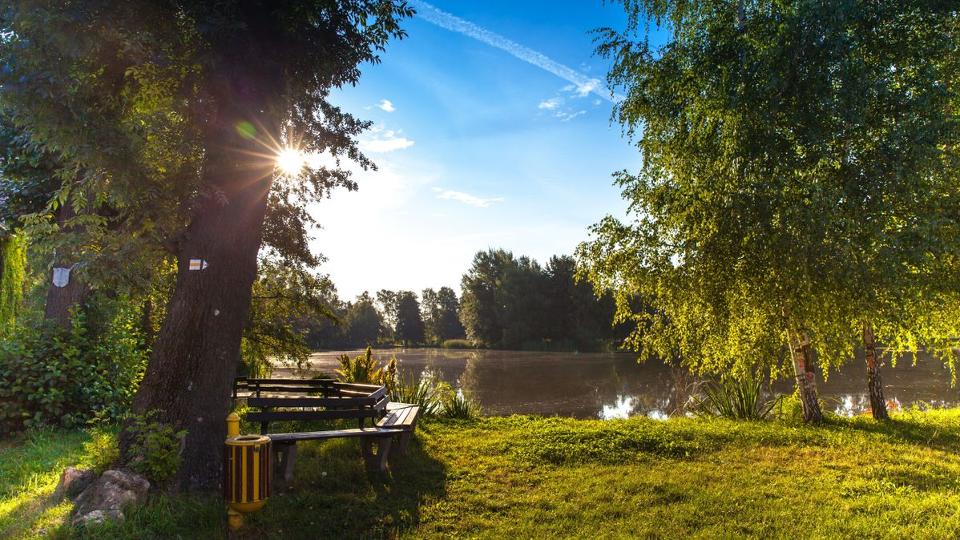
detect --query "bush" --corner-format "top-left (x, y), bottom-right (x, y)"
top-left (125, 411), bottom-right (186, 485)
top-left (441, 339), bottom-right (475, 349)
top-left (0, 303), bottom-right (149, 434)
top-left (84, 427), bottom-right (120, 473)
top-left (773, 390), bottom-right (812, 422)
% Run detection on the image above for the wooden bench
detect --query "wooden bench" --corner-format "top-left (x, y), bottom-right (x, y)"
top-left (378, 402), bottom-right (420, 456)
top-left (233, 378), bottom-right (420, 479)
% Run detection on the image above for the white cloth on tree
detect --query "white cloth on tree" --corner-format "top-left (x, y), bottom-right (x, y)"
top-left (52, 267), bottom-right (72, 288)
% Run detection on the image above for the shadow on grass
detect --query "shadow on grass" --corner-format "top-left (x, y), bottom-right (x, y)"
top-left (240, 434), bottom-right (448, 539)
top-left (826, 414), bottom-right (960, 453)
top-left (61, 432), bottom-right (447, 539)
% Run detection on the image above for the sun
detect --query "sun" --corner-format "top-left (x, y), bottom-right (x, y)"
top-left (276, 148), bottom-right (306, 176)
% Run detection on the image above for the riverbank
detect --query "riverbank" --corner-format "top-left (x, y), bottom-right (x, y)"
top-left (3, 410), bottom-right (960, 538)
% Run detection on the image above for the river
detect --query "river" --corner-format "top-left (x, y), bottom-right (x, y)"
top-left (294, 348), bottom-right (958, 419)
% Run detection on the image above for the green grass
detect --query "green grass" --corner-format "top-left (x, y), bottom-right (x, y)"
top-left (2, 410), bottom-right (960, 539)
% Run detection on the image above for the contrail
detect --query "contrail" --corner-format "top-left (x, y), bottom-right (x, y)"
top-left (408, 0), bottom-right (615, 103)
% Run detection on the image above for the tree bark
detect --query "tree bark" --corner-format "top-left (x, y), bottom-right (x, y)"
top-left (124, 52), bottom-right (281, 490)
top-left (44, 204), bottom-right (90, 329)
top-left (788, 330), bottom-right (824, 423)
top-left (140, 298), bottom-right (154, 346)
top-left (862, 321), bottom-right (888, 420)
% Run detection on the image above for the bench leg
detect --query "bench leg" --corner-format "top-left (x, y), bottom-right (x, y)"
top-left (397, 432), bottom-right (412, 456)
top-left (386, 432), bottom-right (414, 469)
top-left (273, 442), bottom-right (298, 482)
top-left (361, 437), bottom-right (392, 473)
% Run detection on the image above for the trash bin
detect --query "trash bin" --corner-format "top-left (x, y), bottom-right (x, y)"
top-left (223, 434), bottom-right (272, 516)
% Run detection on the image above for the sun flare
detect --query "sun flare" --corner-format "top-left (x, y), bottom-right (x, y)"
top-left (276, 148), bottom-right (306, 176)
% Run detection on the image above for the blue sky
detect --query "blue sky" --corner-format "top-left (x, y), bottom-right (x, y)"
top-left (309, 0), bottom-right (642, 299)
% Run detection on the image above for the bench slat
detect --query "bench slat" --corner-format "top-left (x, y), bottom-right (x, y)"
top-left (269, 428), bottom-right (394, 443)
top-left (382, 407), bottom-right (411, 426)
top-left (386, 401), bottom-right (417, 411)
top-left (247, 409), bottom-right (376, 423)
top-left (239, 386), bottom-right (340, 395)
top-left (334, 382), bottom-right (385, 391)
top-left (239, 378), bottom-right (337, 385)
top-left (248, 396), bottom-right (382, 408)
top-left (378, 410), bottom-right (403, 427)
top-left (376, 405), bottom-right (419, 430)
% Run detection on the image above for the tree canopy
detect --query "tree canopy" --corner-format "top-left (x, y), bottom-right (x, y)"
top-left (579, 0), bottom-right (960, 421)
top-left (1, 0), bottom-right (413, 489)
top-left (421, 286), bottom-right (466, 345)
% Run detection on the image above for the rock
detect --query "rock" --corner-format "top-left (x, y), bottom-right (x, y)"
top-left (52, 467), bottom-right (96, 502)
top-left (71, 469), bottom-right (150, 526)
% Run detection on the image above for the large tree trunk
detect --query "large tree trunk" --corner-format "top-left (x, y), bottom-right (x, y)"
top-left (788, 330), bottom-right (824, 423)
top-left (862, 321), bottom-right (888, 420)
top-left (124, 53), bottom-right (281, 490)
top-left (43, 268), bottom-right (89, 328)
top-left (44, 205), bottom-right (90, 328)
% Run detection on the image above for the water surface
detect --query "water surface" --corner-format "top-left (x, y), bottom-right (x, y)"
top-left (299, 349), bottom-right (958, 419)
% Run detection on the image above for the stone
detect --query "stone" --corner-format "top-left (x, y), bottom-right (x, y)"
top-left (52, 467), bottom-right (96, 502)
top-left (71, 469), bottom-right (150, 526)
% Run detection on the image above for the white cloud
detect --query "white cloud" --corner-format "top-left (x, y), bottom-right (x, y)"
top-left (410, 0), bottom-right (617, 103)
top-left (538, 80), bottom-right (605, 121)
top-left (556, 110), bottom-right (586, 122)
top-left (378, 99), bottom-right (395, 112)
top-left (564, 79), bottom-right (601, 97)
top-left (432, 187), bottom-right (504, 208)
top-left (537, 92), bottom-right (587, 122)
top-left (538, 98), bottom-right (561, 110)
top-left (359, 129), bottom-right (415, 153)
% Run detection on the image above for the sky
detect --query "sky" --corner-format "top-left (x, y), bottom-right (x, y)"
top-left (308, 0), bottom-right (643, 300)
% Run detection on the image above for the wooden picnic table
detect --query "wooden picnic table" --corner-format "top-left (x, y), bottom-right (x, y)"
top-left (233, 377), bottom-right (420, 478)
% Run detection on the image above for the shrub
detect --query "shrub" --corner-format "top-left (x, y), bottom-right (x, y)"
top-left (0, 302), bottom-right (148, 434)
top-left (441, 339), bottom-right (475, 349)
top-left (773, 390), bottom-right (809, 422)
top-left (336, 347), bottom-right (384, 384)
top-left (125, 411), bottom-right (186, 485)
top-left (690, 374), bottom-right (779, 420)
top-left (84, 428), bottom-right (120, 473)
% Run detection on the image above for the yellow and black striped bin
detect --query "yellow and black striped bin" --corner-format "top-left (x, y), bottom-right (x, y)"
top-left (223, 434), bottom-right (272, 523)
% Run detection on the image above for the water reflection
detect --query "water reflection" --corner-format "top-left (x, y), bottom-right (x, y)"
top-left (600, 395), bottom-right (634, 420)
top-left (301, 349), bottom-right (959, 419)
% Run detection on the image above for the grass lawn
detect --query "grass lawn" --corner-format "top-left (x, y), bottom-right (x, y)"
top-left (2, 409), bottom-right (959, 539)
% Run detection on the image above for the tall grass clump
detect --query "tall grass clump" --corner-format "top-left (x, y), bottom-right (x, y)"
top-left (387, 368), bottom-right (447, 416)
top-left (442, 389), bottom-right (481, 419)
top-left (691, 374), bottom-right (779, 420)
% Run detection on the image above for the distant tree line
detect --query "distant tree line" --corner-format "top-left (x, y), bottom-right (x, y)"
top-left (300, 249), bottom-right (626, 352)
top-left (460, 250), bottom-right (625, 351)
